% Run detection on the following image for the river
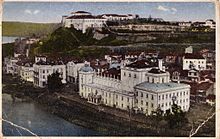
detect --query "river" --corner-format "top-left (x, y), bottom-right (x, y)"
top-left (2, 93), bottom-right (101, 136)
top-left (2, 36), bottom-right (24, 44)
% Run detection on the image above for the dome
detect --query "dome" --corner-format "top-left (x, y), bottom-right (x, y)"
top-left (80, 64), bottom-right (94, 72)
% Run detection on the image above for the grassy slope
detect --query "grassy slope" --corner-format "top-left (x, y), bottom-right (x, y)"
top-left (2, 21), bottom-right (60, 37)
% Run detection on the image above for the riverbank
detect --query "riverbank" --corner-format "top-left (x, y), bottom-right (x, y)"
top-left (2, 74), bottom-right (215, 136)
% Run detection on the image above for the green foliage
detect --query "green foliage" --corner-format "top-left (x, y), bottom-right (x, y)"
top-left (97, 35), bottom-right (129, 46)
top-left (152, 107), bottom-right (164, 121)
top-left (2, 21), bottom-right (60, 37)
top-left (65, 47), bottom-right (110, 59)
top-left (2, 43), bottom-right (14, 57)
top-left (164, 104), bottom-right (188, 129)
top-left (38, 27), bottom-right (99, 53)
top-left (47, 71), bottom-right (63, 93)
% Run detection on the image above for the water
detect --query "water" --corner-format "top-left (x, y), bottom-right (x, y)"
top-left (2, 93), bottom-right (100, 136)
top-left (2, 36), bottom-right (23, 44)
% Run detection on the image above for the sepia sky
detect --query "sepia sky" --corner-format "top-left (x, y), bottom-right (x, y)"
top-left (3, 2), bottom-right (215, 23)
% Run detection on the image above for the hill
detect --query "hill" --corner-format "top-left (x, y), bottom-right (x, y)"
top-left (2, 21), bottom-right (60, 37)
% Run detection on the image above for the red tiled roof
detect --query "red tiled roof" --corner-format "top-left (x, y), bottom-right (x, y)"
top-left (197, 82), bottom-right (213, 91)
top-left (126, 59), bottom-right (157, 69)
top-left (67, 15), bottom-right (105, 19)
top-left (184, 53), bottom-right (205, 59)
top-left (102, 14), bottom-right (129, 17)
top-left (206, 94), bottom-right (215, 101)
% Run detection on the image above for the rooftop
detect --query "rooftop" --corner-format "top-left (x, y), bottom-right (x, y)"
top-left (80, 64), bottom-right (94, 72)
top-left (126, 59), bottom-right (157, 69)
top-left (66, 15), bottom-right (106, 19)
top-left (135, 82), bottom-right (190, 93)
top-left (35, 60), bottom-right (64, 65)
top-left (184, 53), bottom-right (205, 59)
top-left (148, 68), bottom-right (166, 74)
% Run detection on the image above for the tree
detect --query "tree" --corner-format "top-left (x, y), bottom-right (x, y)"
top-left (47, 71), bottom-right (63, 93)
top-left (164, 104), bottom-right (188, 129)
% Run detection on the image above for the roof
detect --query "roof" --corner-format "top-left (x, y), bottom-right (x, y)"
top-left (102, 14), bottom-right (129, 17)
top-left (71, 11), bottom-right (91, 14)
top-left (206, 94), bottom-right (215, 101)
top-left (101, 68), bottom-right (121, 79)
top-left (80, 64), bottom-right (94, 72)
top-left (66, 15), bottom-right (105, 19)
top-left (135, 82), bottom-right (190, 93)
top-left (35, 60), bottom-right (64, 65)
top-left (197, 82), bottom-right (213, 91)
top-left (184, 53), bottom-right (205, 59)
top-left (148, 68), bottom-right (166, 74)
top-left (126, 59), bottom-right (157, 69)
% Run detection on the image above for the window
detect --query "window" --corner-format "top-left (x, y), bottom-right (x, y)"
top-left (121, 96), bottom-right (124, 101)
top-left (116, 102), bottom-right (118, 106)
top-left (141, 92), bottom-right (143, 97)
top-left (169, 94), bottom-right (171, 98)
top-left (166, 94), bottom-right (168, 99)
top-left (127, 98), bottom-right (129, 102)
top-left (151, 95), bottom-right (154, 100)
top-left (152, 78), bottom-right (154, 83)
top-left (146, 94), bottom-right (148, 98)
top-left (159, 95), bottom-right (161, 100)
top-left (134, 74), bottom-right (137, 78)
top-left (129, 73), bottom-right (131, 77)
top-left (162, 78), bottom-right (164, 83)
top-left (162, 95), bottom-right (164, 100)
top-left (151, 103), bottom-right (154, 108)
top-left (121, 104), bottom-right (123, 108)
top-left (43, 70), bottom-right (45, 73)
top-left (146, 102), bottom-right (148, 106)
top-left (116, 95), bottom-right (118, 99)
top-left (124, 72), bottom-right (126, 76)
top-left (141, 100), bottom-right (143, 105)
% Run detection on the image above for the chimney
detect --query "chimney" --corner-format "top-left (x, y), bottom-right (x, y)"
top-left (158, 59), bottom-right (163, 71)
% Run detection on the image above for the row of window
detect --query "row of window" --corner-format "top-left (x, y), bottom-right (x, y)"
top-left (185, 60), bottom-right (204, 64)
top-left (139, 93), bottom-right (154, 100)
top-left (158, 99), bottom-right (188, 108)
top-left (123, 72), bottom-right (137, 78)
top-left (140, 100), bottom-right (154, 108)
top-left (139, 91), bottom-right (189, 100)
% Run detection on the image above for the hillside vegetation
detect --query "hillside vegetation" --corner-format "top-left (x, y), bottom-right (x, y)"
top-left (2, 21), bottom-right (60, 37)
top-left (34, 27), bottom-right (126, 54)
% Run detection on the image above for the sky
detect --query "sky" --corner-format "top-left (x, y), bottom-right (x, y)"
top-left (3, 2), bottom-right (215, 23)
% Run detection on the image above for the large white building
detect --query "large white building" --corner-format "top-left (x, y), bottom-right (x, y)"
top-left (62, 11), bottom-right (107, 33)
top-left (5, 57), bottom-right (19, 75)
top-left (204, 19), bottom-right (216, 29)
top-left (33, 60), bottom-right (66, 88)
top-left (66, 61), bottom-right (90, 83)
top-left (101, 14), bottom-right (137, 21)
top-left (20, 63), bottom-right (34, 82)
top-left (79, 59), bottom-right (190, 115)
top-left (183, 54), bottom-right (206, 70)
